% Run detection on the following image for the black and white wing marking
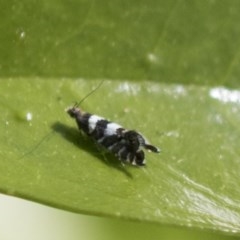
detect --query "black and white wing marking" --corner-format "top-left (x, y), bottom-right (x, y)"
top-left (66, 106), bottom-right (160, 166)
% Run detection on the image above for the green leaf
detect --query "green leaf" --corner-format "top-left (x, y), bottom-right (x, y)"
top-left (1, 0), bottom-right (240, 238)
top-left (1, 79), bottom-right (240, 236)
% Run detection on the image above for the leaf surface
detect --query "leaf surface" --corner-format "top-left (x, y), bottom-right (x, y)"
top-left (1, 79), bottom-right (240, 235)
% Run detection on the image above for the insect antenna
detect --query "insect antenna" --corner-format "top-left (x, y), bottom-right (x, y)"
top-left (74, 80), bottom-right (105, 108)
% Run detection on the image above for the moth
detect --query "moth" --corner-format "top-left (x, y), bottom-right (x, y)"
top-left (66, 82), bottom-right (160, 166)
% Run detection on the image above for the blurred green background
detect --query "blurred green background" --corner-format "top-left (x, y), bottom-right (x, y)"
top-left (1, 0), bottom-right (240, 87)
top-left (1, 194), bottom-right (239, 240)
top-left (1, 0), bottom-right (240, 239)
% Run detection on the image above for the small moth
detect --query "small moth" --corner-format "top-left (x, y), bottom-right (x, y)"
top-left (66, 82), bottom-right (160, 166)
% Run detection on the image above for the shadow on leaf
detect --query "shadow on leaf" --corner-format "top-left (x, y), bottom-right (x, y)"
top-left (51, 121), bottom-right (133, 178)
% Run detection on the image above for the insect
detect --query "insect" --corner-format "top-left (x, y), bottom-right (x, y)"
top-left (66, 81), bottom-right (160, 166)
